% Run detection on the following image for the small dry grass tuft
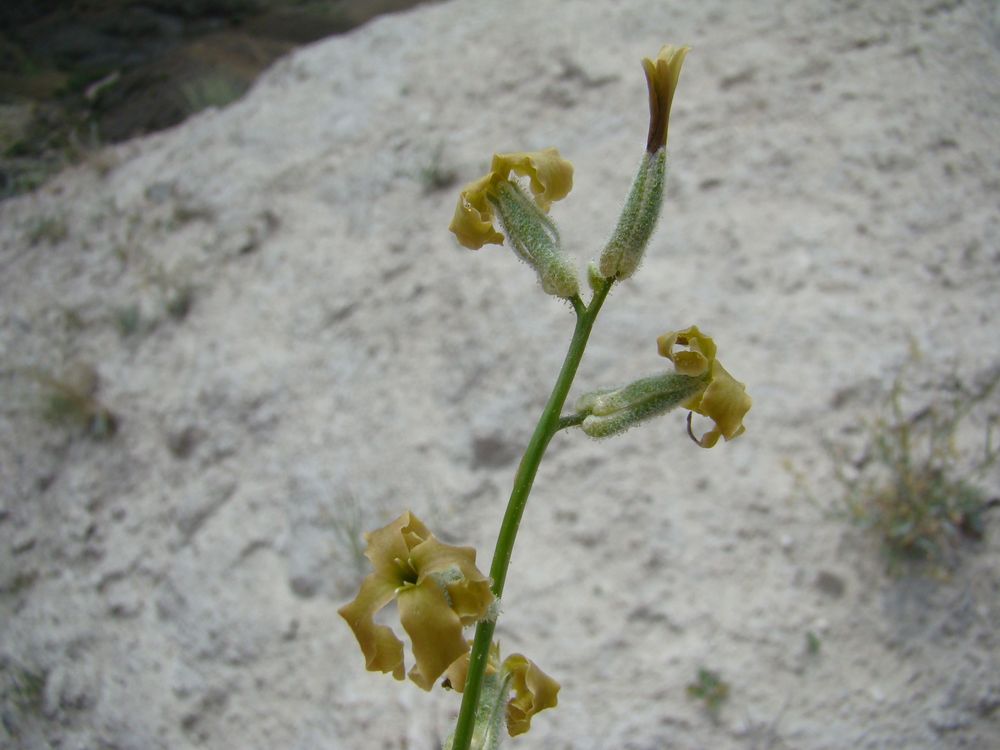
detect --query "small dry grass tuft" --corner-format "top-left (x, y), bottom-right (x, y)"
top-left (832, 365), bottom-right (1000, 576)
top-left (32, 363), bottom-right (118, 440)
top-left (687, 667), bottom-right (729, 719)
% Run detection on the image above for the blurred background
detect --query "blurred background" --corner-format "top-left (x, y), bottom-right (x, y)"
top-left (0, 0), bottom-right (439, 198)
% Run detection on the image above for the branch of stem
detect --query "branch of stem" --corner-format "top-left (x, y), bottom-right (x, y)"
top-left (555, 412), bottom-right (587, 431)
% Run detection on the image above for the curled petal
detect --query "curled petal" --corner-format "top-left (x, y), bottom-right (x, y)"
top-left (686, 360), bottom-right (752, 447)
top-left (449, 149), bottom-right (574, 249)
top-left (503, 654), bottom-right (560, 736)
top-left (337, 572), bottom-right (406, 680)
top-left (643, 45), bottom-right (690, 152)
top-left (449, 174), bottom-right (505, 249)
top-left (363, 510), bottom-right (430, 574)
top-left (339, 512), bottom-right (431, 679)
top-left (409, 536), bottom-right (494, 625)
top-left (656, 325), bottom-right (716, 376)
top-left (398, 579), bottom-right (471, 691)
top-left (658, 326), bottom-right (751, 447)
top-left (491, 148), bottom-right (574, 211)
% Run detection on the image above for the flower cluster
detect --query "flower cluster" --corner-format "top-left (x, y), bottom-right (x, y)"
top-left (340, 511), bottom-right (560, 742)
top-left (339, 41), bottom-right (752, 750)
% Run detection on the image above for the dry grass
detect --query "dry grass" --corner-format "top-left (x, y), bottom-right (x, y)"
top-left (832, 365), bottom-right (1000, 576)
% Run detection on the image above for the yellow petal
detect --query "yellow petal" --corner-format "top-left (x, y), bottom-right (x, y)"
top-left (449, 149), bottom-right (573, 249)
top-left (687, 360), bottom-right (752, 447)
top-left (656, 325), bottom-right (716, 376)
top-left (398, 578), bottom-right (471, 691)
top-left (491, 148), bottom-right (574, 211)
top-left (409, 536), bottom-right (494, 626)
top-left (443, 641), bottom-right (500, 693)
top-left (449, 173), bottom-right (505, 249)
top-left (339, 511), bottom-right (449, 682)
top-left (642, 44), bottom-right (690, 152)
top-left (503, 654), bottom-right (560, 737)
top-left (658, 326), bottom-right (751, 447)
top-left (363, 510), bottom-right (428, 572)
top-left (340, 510), bottom-right (496, 689)
top-left (337, 572), bottom-right (406, 680)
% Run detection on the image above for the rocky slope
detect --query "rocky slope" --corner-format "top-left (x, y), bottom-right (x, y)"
top-left (2, 1), bottom-right (999, 748)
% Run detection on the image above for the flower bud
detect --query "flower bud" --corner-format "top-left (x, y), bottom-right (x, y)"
top-left (643, 45), bottom-right (690, 153)
top-left (586, 260), bottom-right (604, 292)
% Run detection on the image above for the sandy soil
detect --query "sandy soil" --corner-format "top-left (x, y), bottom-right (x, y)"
top-left (2, 1), bottom-right (1000, 748)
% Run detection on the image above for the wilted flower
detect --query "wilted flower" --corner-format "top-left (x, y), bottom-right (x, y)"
top-left (503, 653), bottom-right (560, 736)
top-left (597, 44), bottom-right (688, 281)
top-left (643, 44), bottom-right (690, 153)
top-left (657, 325), bottom-right (751, 447)
top-left (449, 148), bottom-right (574, 250)
top-left (338, 511), bottom-right (494, 690)
top-left (444, 645), bottom-right (560, 738)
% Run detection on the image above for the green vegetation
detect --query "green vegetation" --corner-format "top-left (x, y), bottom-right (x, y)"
top-left (686, 667), bottom-right (730, 718)
top-left (26, 215), bottom-right (68, 246)
top-left (805, 631), bottom-right (821, 656)
top-left (833, 366), bottom-right (999, 576)
top-left (33, 365), bottom-right (118, 440)
top-left (418, 142), bottom-right (458, 194)
top-left (114, 304), bottom-right (143, 337)
top-left (179, 73), bottom-right (248, 115)
top-left (0, 657), bottom-right (46, 739)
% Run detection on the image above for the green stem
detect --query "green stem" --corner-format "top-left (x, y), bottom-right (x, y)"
top-left (450, 280), bottom-right (612, 750)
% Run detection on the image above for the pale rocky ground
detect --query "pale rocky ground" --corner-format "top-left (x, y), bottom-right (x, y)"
top-left (2, 1), bottom-right (1000, 749)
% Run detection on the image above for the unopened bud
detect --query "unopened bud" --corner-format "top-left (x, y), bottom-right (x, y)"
top-left (587, 260), bottom-right (604, 292)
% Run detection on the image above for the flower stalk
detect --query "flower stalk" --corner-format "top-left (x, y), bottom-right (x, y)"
top-left (337, 42), bottom-right (753, 750)
top-left (450, 278), bottom-right (612, 749)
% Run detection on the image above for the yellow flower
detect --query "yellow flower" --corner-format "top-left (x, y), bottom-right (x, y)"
top-left (643, 45), bottom-right (690, 153)
top-left (338, 511), bottom-right (494, 691)
top-left (656, 326), bottom-right (715, 376)
top-left (449, 148), bottom-right (574, 250)
top-left (657, 325), bottom-right (751, 448)
top-left (490, 151), bottom-right (574, 211)
top-left (444, 646), bottom-right (560, 737)
top-left (504, 653), bottom-right (560, 736)
top-left (449, 173), bottom-right (503, 249)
